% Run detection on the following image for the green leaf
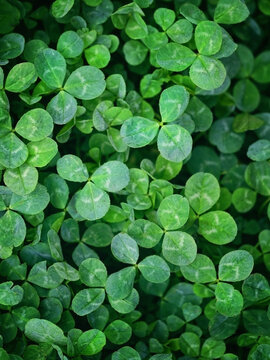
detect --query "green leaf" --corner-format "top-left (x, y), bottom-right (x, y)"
top-left (214, 0), bottom-right (250, 24)
top-left (201, 338), bottom-right (226, 359)
top-left (233, 113), bottom-right (264, 133)
top-left (27, 138), bottom-right (58, 167)
top-left (250, 344), bottom-right (270, 360)
top-left (10, 184), bottom-right (50, 215)
top-left (166, 19), bottom-right (193, 44)
top-left (57, 31), bottom-right (84, 58)
top-left (190, 55), bottom-right (226, 90)
top-left (252, 51), bottom-right (270, 84)
top-left (233, 79), bottom-right (260, 113)
top-left (0, 210), bottom-right (26, 248)
top-left (112, 346), bottom-right (141, 360)
top-left (5, 62), bottom-right (36, 93)
top-left (138, 255), bottom-right (170, 283)
top-left (82, 223), bottom-right (113, 247)
top-left (159, 85), bottom-right (190, 123)
top-left (162, 231), bottom-right (197, 266)
top-left (179, 332), bottom-right (200, 357)
top-left (154, 8), bottom-right (175, 31)
top-left (0, 132), bottom-right (28, 169)
top-left (64, 66), bottom-right (106, 100)
top-left (242, 273), bottom-right (270, 302)
top-left (245, 161), bottom-right (270, 196)
top-left (57, 154), bottom-right (88, 183)
top-left (47, 91), bottom-right (77, 125)
top-left (76, 182), bottom-right (110, 220)
top-left (199, 211), bottom-right (237, 245)
top-left (125, 13), bottom-right (148, 40)
top-left (92, 160), bottom-right (130, 192)
top-left (85, 44), bottom-right (111, 69)
top-left (105, 320), bottom-right (132, 345)
top-left (0, 33), bottom-right (25, 60)
top-left (111, 233), bottom-right (139, 265)
top-left (0, 281), bottom-right (23, 306)
top-left (180, 254), bottom-right (217, 283)
top-left (4, 163), bottom-right (38, 195)
top-left (15, 108), bottom-right (53, 141)
top-left (35, 48), bottom-right (66, 88)
top-left (157, 124), bottom-right (193, 162)
top-left (77, 329), bottom-right (106, 355)
top-left (195, 21), bottom-right (222, 56)
top-left (218, 250), bottom-right (254, 282)
top-left (106, 267), bottom-right (136, 300)
top-left (157, 43), bottom-right (196, 71)
top-left (28, 261), bottom-right (63, 289)
top-left (185, 172), bottom-right (220, 214)
top-left (128, 219), bottom-right (163, 248)
top-left (44, 173), bottom-right (69, 209)
top-left (123, 40), bottom-right (148, 66)
top-left (51, 0), bottom-right (74, 18)
top-left (71, 288), bottom-right (105, 316)
top-left (215, 282), bottom-right (243, 317)
top-left (120, 116), bottom-right (159, 148)
top-left (79, 258), bottom-right (107, 287)
top-left (25, 318), bottom-right (66, 345)
top-left (232, 188), bottom-right (256, 213)
top-left (247, 140), bottom-right (270, 161)
top-left (108, 288), bottom-right (139, 314)
top-left (180, 3), bottom-right (207, 25)
top-left (157, 194), bottom-right (190, 230)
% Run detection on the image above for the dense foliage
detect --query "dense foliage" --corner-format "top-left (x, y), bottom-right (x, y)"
top-left (0, 0), bottom-right (270, 359)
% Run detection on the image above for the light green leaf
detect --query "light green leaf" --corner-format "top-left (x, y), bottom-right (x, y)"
top-left (108, 288), bottom-right (139, 314)
top-left (162, 231), bottom-right (197, 266)
top-left (232, 187), bottom-right (256, 213)
top-left (0, 281), bottom-right (23, 306)
top-left (0, 210), bottom-right (26, 248)
top-left (159, 85), bottom-right (190, 123)
top-left (64, 66), bottom-right (106, 100)
top-left (85, 44), bottom-right (111, 69)
top-left (28, 261), bottom-right (63, 289)
top-left (215, 282), bottom-right (243, 317)
top-left (218, 250), bottom-right (254, 282)
top-left (214, 0), bottom-right (250, 24)
top-left (190, 55), bottom-right (226, 90)
top-left (106, 267), bottom-right (136, 300)
top-left (199, 211), bottom-right (237, 245)
top-left (138, 255), bottom-right (170, 283)
top-left (27, 138), bottom-right (58, 167)
top-left (121, 116), bottom-right (159, 148)
top-left (0, 33), bottom-right (25, 60)
top-left (76, 182), bottom-right (110, 220)
top-left (5, 62), bottom-right (36, 93)
top-left (180, 254), bottom-right (217, 283)
top-left (166, 19), bottom-right (193, 44)
top-left (179, 332), bottom-right (200, 357)
top-left (10, 184), bottom-right (50, 215)
top-left (0, 132), bottom-right (28, 169)
top-left (185, 172), bottom-right (220, 215)
top-left (247, 140), bottom-right (270, 162)
top-left (71, 288), bottom-right (105, 316)
top-left (15, 108), bottom-right (54, 141)
top-left (25, 318), bottom-right (66, 345)
top-left (195, 21), bottom-right (222, 56)
top-left (154, 8), bottom-right (175, 31)
top-left (47, 91), bottom-right (77, 125)
top-left (157, 43), bottom-right (196, 71)
top-left (123, 40), bottom-right (148, 66)
top-left (111, 233), bottom-right (139, 265)
top-left (51, 0), bottom-right (74, 18)
top-left (57, 31), bottom-right (84, 58)
top-left (57, 154), bottom-right (89, 182)
top-left (92, 161), bottom-right (130, 193)
top-left (157, 194), bottom-right (189, 230)
top-left (245, 161), bottom-right (270, 196)
top-left (128, 219), bottom-right (163, 248)
top-left (4, 163), bottom-right (38, 195)
top-left (77, 329), bottom-right (106, 355)
top-left (157, 124), bottom-right (193, 162)
top-left (44, 173), bottom-right (69, 209)
top-left (35, 48), bottom-right (66, 88)
top-left (112, 346), bottom-right (141, 360)
top-left (201, 338), bottom-right (226, 359)
top-left (79, 258), bottom-right (107, 287)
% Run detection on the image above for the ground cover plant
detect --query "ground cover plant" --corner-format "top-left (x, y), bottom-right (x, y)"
top-left (0, 0), bottom-right (270, 358)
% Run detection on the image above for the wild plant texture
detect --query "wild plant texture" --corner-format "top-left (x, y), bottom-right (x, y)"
top-left (0, 0), bottom-right (270, 359)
